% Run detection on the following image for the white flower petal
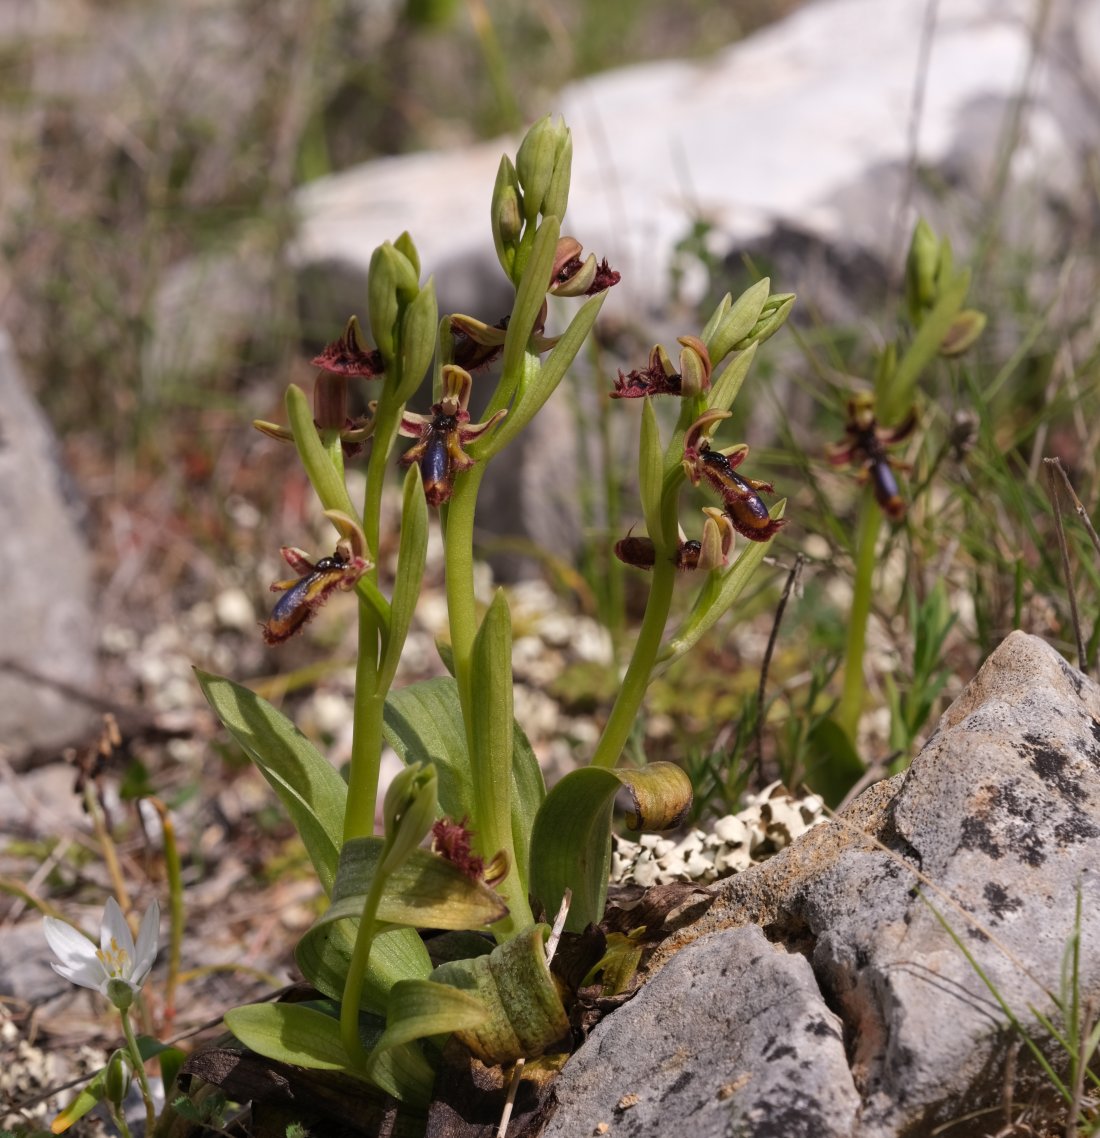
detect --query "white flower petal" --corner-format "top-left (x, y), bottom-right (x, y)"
top-left (100, 897), bottom-right (137, 964)
top-left (43, 917), bottom-right (98, 969)
top-left (50, 957), bottom-right (108, 993)
top-left (131, 900), bottom-right (160, 985)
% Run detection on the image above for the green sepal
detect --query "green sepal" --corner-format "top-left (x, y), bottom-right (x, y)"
top-left (700, 292), bottom-right (732, 347)
top-left (706, 341), bottom-right (758, 414)
top-left (383, 677), bottom-right (546, 889)
top-left (371, 978), bottom-right (490, 1056)
top-left (639, 399), bottom-right (664, 545)
top-left (706, 278), bottom-right (769, 362)
top-left (394, 230), bottom-right (421, 280)
top-left (195, 670), bottom-right (347, 894)
top-left (661, 501), bottom-right (785, 664)
top-left (286, 384), bottom-right (358, 519)
top-left (378, 464), bottom-right (429, 692)
top-left (302, 838), bottom-right (508, 937)
top-left (396, 276), bottom-right (438, 404)
top-left (222, 1001), bottom-right (433, 1105)
top-left (431, 925), bottom-right (569, 1063)
top-left (528, 763), bottom-right (693, 932)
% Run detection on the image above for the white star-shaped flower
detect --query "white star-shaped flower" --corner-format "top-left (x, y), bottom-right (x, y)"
top-left (44, 897), bottom-right (159, 1008)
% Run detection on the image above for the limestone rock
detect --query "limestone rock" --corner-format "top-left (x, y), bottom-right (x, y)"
top-left (0, 333), bottom-right (97, 756)
top-left (541, 633), bottom-right (1100, 1136)
top-left (539, 926), bottom-right (860, 1138)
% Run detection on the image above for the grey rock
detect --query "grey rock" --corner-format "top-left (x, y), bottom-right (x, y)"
top-left (546, 633), bottom-right (1100, 1136)
top-left (540, 925), bottom-right (859, 1138)
top-left (0, 332), bottom-right (97, 755)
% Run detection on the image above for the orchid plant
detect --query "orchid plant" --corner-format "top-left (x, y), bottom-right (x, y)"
top-left (197, 115), bottom-right (793, 1116)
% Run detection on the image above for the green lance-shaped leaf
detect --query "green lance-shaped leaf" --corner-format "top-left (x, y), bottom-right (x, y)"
top-left (223, 1002), bottom-right (434, 1104)
top-left (706, 278), bottom-right (770, 362)
top-left (370, 978), bottom-right (490, 1057)
top-left (529, 763), bottom-right (693, 933)
top-left (286, 384), bottom-right (358, 520)
top-left (430, 925), bottom-right (569, 1064)
top-left (196, 670), bottom-right (347, 894)
top-left (639, 399), bottom-right (664, 545)
top-left (304, 838), bottom-right (508, 937)
top-left (395, 276), bottom-right (438, 404)
top-left (378, 465), bottom-right (429, 693)
top-left (487, 289), bottom-right (605, 458)
top-left (661, 501), bottom-right (785, 666)
top-left (707, 341), bottom-right (758, 414)
top-left (882, 267), bottom-right (970, 422)
top-left (383, 677), bottom-right (545, 889)
top-left (467, 591), bottom-right (526, 929)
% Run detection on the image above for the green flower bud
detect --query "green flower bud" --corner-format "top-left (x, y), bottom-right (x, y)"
top-left (939, 307), bottom-right (986, 357)
top-left (105, 1049), bottom-right (132, 1108)
top-left (542, 129), bottom-right (573, 221)
top-left (368, 244), bottom-right (400, 362)
top-left (708, 278), bottom-right (769, 362)
top-left (906, 218), bottom-right (940, 324)
top-left (381, 762), bottom-right (439, 874)
top-left (515, 115), bottom-right (570, 223)
top-left (491, 156), bottom-right (523, 276)
top-left (732, 293), bottom-right (795, 350)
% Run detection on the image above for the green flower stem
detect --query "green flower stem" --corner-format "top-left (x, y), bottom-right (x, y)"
top-left (338, 842), bottom-right (391, 1069)
top-left (109, 1103), bottom-right (134, 1138)
top-left (836, 491), bottom-right (883, 739)
top-left (119, 1007), bottom-right (157, 1136)
top-left (441, 464), bottom-right (485, 689)
top-left (590, 554), bottom-right (677, 770)
top-left (344, 660), bottom-right (385, 843)
top-left (344, 397), bottom-right (404, 843)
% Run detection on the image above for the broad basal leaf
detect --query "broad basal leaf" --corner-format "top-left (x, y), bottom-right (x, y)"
top-left (528, 763), bottom-right (693, 932)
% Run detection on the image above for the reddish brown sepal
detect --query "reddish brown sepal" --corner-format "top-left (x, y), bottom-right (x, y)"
top-left (311, 317), bottom-right (385, 378)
